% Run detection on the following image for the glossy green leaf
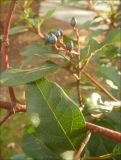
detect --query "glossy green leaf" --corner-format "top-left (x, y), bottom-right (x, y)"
top-left (25, 78), bottom-right (86, 158)
top-left (20, 42), bottom-right (64, 59)
top-left (0, 62), bottom-right (60, 86)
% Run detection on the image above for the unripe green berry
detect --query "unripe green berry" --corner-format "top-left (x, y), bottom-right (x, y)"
top-left (66, 41), bottom-right (74, 51)
top-left (70, 17), bottom-right (77, 27)
top-left (49, 34), bottom-right (57, 44)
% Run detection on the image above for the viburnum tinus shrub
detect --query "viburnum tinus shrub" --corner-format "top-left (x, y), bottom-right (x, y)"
top-left (0, 0), bottom-right (121, 160)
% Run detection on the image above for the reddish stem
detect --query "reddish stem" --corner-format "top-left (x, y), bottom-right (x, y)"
top-left (82, 70), bottom-right (118, 101)
top-left (1, 0), bottom-right (17, 103)
top-left (86, 122), bottom-right (121, 142)
top-left (0, 100), bottom-right (26, 113)
top-left (1, 0), bottom-right (17, 69)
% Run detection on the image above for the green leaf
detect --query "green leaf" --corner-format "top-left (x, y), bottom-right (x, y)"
top-left (86, 29), bottom-right (104, 40)
top-left (10, 153), bottom-right (33, 160)
top-left (22, 134), bottom-right (62, 160)
top-left (20, 42), bottom-right (64, 59)
top-left (0, 26), bottom-right (28, 39)
top-left (25, 79), bottom-right (86, 157)
top-left (99, 45), bottom-right (120, 59)
top-left (113, 143), bottom-right (121, 159)
top-left (95, 65), bottom-right (121, 88)
top-left (104, 29), bottom-right (121, 45)
top-left (0, 62), bottom-right (60, 86)
top-left (81, 39), bottom-right (103, 60)
top-left (86, 108), bottom-right (121, 157)
top-left (9, 26), bottom-right (28, 35)
top-left (43, 8), bottom-right (56, 19)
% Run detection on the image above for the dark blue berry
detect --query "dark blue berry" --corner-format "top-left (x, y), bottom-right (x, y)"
top-left (70, 17), bottom-right (77, 27)
top-left (49, 34), bottom-right (57, 44)
top-left (66, 41), bottom-right (74, 51)
top-left (54, 30), bottom-right (61, 37)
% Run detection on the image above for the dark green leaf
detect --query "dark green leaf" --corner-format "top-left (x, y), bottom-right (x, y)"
top-left (25, 78), bottom-right (86, 157)
top-left (22, 134), bottom-right (62, 160)
top-left (86, 108), bottom-right (121, 157)
top-left (0, 62), bottom-right (60, 86)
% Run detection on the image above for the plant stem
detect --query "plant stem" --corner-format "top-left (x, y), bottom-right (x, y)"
top-left (1, 0), bottom-right (17, 103)
top-left (0, 100), bottom-right (26, 125)
top-left (0, 101), bottom-right (26, 113)
top-left (0, 111), bottom-right (12, 125)
top-left (86, 122), bottom-right (121, 142)
top-left (1, 100), bottom-right (121, 143)
top-left (73, 131), bottom-right (91, 160)
top-left (82, 70), bottom-right (118, 101)
top-left (1, 0), bottom-right (17, 70)
top-left (73, 27), bottom-right (83, 109)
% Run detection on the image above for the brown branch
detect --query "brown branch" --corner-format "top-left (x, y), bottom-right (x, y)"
top-left (0, 100), bottom-right (26, 125)
top-left (0, 100), bottom-right (26, 112)
top-left (73, 131), bottom-right (91, 160)
top-left (1, 0), bottom-right (17, 103)
top-left (1, 100), bottom-right (121, 143)
top-left (0, 111), bottom-right (12, 125)
top-left (1, 0), bottom-right (17, 70)
top-left (86, 122), bottom-right (121, 142)
top-left (82, 70), bottom-right (118, 101)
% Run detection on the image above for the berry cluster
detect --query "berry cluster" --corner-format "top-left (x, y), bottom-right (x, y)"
top-left (43, 17), bottom-right (78, 54)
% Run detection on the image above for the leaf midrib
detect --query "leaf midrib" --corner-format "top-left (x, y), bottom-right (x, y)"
top-left (36, 81), bottom-right (76, 151)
